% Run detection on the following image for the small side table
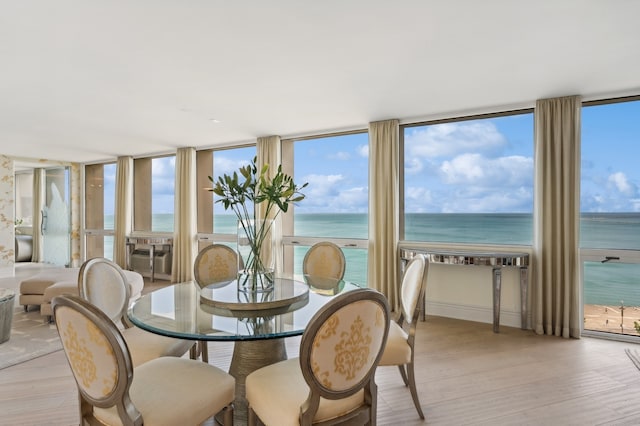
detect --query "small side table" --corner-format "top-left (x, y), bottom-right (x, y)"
top-left (0, 288), bottom-right (16, 344)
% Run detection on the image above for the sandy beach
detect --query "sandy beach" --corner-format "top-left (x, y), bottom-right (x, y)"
top-left (584, 304), bottom-right (640, 335)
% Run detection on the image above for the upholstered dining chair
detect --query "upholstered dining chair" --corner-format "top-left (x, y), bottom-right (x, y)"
top-left (52, 294), bottom-right (235, 425)
top-left (245, 288), bottom-right (390, 426)
top-left (378, 253), bottom-right (429, 419)
top-left (194, 243), bottom-right (241, 288)
top-left (193, 244), bottom-right (241, 362)
top-left (78, 257), bottom-right (193, 367)
top-left (302, 241), bottom-right (346, 281)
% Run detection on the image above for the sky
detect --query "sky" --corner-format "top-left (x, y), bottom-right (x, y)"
top-left (103, 100), bottom-right (640, 216)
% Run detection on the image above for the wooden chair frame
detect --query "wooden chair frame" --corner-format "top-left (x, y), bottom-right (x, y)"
top-left (194, 243), bottom-right (241, 288)
top-left (52, 294), bottom-right (142, 425)
top-left (78, 257), bottom-right (132, 327)
top-left (302, 241), bottom-right (346, 281)
top-left (299, 288), bottom-right (390, 425)
top-left (395, 254), bottom-right (429, 419)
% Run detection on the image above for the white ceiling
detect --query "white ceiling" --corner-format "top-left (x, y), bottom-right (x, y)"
top-left (2, 0), bottom-right (640, 165)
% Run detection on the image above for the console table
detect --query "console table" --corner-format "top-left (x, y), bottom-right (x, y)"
top-left (400, 248), bottom-right (529, 333)
top-left (126, 235), bottom-right (173, 282)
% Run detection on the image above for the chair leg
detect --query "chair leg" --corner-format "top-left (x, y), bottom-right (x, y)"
top-left (407, 362), bottom-right (425, 419)
top-left (397, 364), bottom-right (409, 386)
top-left (223, 404), bottom-right (233, 426)
top-left (248, 405), bottom-right (258, 426)
top-left (200, 341), bottom-right (209, 363)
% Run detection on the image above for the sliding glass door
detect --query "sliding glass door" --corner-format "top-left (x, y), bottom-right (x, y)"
top-left (581, 98), bottom-right (640, 338)
top-left (42, 167), bottom-right (71, 266)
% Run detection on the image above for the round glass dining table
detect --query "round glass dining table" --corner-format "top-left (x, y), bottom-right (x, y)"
top-left (127, 275), bottom-right (359, 423)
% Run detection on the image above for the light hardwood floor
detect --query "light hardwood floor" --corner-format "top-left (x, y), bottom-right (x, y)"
top-left (2, 280), bottom-right (640, 425)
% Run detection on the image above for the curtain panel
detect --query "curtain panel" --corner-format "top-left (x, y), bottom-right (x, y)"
top-left (533, 95), bottom-right (581, 338)
top-left (31, 168), bottom-right (45, 263)
top-left (69, 163), bottom-right (81, 267)
top-left (257, 135), bottom-right (283, 274)
top-left (171, 147), bottom-right (197, 283)
top-left (113, 156), bottom-right (133, 268)
top-left (368, 119), bottom-right (400, 312)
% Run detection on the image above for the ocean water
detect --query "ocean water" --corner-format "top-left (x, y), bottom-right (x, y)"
top-left (106, 213), bottom-right (640, 306)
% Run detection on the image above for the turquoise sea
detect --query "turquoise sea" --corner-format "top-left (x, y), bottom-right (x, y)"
top-left (107, 213), bottom-right (640, 306)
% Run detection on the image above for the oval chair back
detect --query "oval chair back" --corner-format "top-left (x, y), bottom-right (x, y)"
top-left (52, 294), bottom-right (140, 424)
top-left (194, 244), bottom-right (241, 288)
top-left (78, 257), bottom-right (130, 325)
top-left (299, 288), bottom-right (390, 424)
top-left (302, 241), bottom-right (346, 281)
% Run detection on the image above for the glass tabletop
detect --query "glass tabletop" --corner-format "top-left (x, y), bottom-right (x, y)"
top-left (127, 276), bottom-right (360, 341)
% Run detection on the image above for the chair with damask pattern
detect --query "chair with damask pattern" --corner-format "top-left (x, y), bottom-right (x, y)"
top-left (245, 288), bottom-right (390, 426)
top-left (302, 241), bottom-right (346, 281)
top-left (193, 244), bottom-right (241, 362)
top-left (52, 294), bottom-right (236, 425)
top-left (78, 257), bottom-right (194, 367)
top-left (378, 253), bottom-right (429, 419)
top-left (194, 243), bottom-right (241, 288)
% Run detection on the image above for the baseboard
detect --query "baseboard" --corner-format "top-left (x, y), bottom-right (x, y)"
top-left (425, 300), bottom-right (526, 329)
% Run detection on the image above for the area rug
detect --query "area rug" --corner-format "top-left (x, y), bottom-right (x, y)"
top-left (625, 348), bottom-right (640, 371)
top-left (0, 307), bottom-right (61, 370)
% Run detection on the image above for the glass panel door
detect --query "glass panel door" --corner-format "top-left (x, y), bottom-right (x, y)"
top-left (42, 167), bottom-right (70, 266)
top-left (581, 99), bottom-right (640, 338)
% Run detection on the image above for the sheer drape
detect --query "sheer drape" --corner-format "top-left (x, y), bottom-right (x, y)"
top-left (113, 156), bottom-right (133, 268)
top-left (533, 95), bottom-right (581, 338)
top-left (31, 168), bottom-right (45, 263)
top-left (257, 136), bottom-right (283, 274)
top-left (171, 147), bottom-right (197, 283)
top-left (368, 119), bottom-right (400, 312)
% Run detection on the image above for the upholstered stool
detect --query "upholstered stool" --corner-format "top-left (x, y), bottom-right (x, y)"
top-left (18, 267), bottom-right (144, 321)
top-left (41, 270), bottom-right (144, 320)
top-left (19, 268), bottom-right (81, 309)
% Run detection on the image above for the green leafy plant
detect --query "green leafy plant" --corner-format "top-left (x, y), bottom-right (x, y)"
top-left (207, 156), bottom-right (307, 290)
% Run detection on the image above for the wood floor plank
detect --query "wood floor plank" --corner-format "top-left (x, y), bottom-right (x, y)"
top-left (3, 302), bottom-right (640, 425)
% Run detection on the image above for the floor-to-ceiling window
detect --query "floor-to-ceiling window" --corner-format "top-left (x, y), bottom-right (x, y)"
top-left (133, 155), bottom-right (175, 233)
top-left (401, 111), bottom-right (535, 245)
top-left (84, 163), bottom-right (116, 260)
top-left (196, 145), bottom-right (257, 249)
top-left (282, 131), bottom-right (369, 285)
top-left (580, 97), bottom-right (640, 338)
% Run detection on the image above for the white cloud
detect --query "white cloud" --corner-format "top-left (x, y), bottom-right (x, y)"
top-left (438, 187), bottom-right (532, 213)
top-left (297, 174), bottom-right (369, 212)
top-left (405, 121), bottom-right (507, 159)
top-left (335, 187), bottom-right (368, 210)
top-left (405, 157), bottom-right (423, 174)
top-left (214, 156), bottom-right (251, 177)
top-left (608, 172), bottom-right (636, 196)
top-left (151, 157), bottom-right (175, 194)
top-left (404, 187), bottom-right (432, 212)
top-left (439, 154), bottom-right (532, 186)
top-left (329, 151), bottom-right (351, 161)
top-left (358, 144), bottom-right (369, 158)
top-left (302, 174), bottom-right (344, 201)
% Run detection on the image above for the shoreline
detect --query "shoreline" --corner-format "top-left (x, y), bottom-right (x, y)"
top-left (584, 303), bottom-right (640, 335)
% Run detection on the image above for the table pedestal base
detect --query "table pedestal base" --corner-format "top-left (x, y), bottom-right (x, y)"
top-left (227, 338), bottom-right (288, 424)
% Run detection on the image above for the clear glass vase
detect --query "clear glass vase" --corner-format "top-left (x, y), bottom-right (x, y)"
top-left (237, 219), bottom-right (275, 293)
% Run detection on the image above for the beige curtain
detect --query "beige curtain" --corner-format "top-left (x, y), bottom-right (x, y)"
top-left (171, 147), bottom-right (198, 283)
top-left (113, 156), bottom-right (133, 268)
top-left (256, 136), bottom-right (283, 274)
top-left (68, 163), bottom-right (81, 267)
top-left (31, 168), bottom-right (45, 262)
top-left (368, 119), bottom-right (400, 312)
top-left (533, 95), bottom-right (581, 338)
